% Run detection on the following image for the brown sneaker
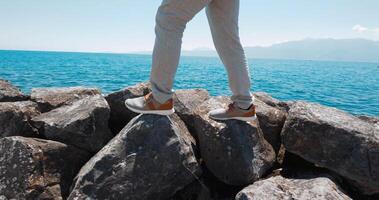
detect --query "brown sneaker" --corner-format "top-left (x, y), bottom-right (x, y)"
top-left (125, 92), bottom-right (175, 115)
top-left (208, 102), bottom-right (257, 121)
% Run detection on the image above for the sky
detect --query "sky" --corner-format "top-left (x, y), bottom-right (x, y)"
top-left (0, 0), bottom-right (378, 53)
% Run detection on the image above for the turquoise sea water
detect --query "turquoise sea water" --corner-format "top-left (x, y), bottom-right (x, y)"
top-left (0, 50), bottom-right (378, 116)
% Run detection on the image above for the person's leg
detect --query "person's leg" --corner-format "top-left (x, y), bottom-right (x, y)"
top-left (206, 0), bottom-right (253, 109)
top-left (150, 0), bottom-right (212, 103)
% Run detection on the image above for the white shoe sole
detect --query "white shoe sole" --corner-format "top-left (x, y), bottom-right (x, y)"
top-left (209, 114), bottom-right (257, 122)
top-left (125, 102), bottom-right (175, 116)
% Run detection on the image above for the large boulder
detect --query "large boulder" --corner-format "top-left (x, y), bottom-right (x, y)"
top-left (253, 97), bottom-right (287, 154)
top-left (281, 101), bottom-right (379, 194)
top-left (193, 96), bottom-right (276, 185)
top-left (235, 175), bottom-right (351, 200)
top-left (105, 82), bottom-right (150, 134)
top-left (31, 95), bottom-right (113, 153)
top-left (0, 101), bottom-right (40, 138)
top-left (173, 89), bottom-right (210, 138)
top-left (0, 136), bottom-right (90, 200)
top-left (68, 114), bottom-right (201, 200)
top-left (31, 87), bottom-right (100, 112)
top-left (0, 79), bottom-right (28, 102)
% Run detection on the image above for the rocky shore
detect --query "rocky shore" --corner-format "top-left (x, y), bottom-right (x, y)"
top-left (0, 79), bottom-right (378, 200)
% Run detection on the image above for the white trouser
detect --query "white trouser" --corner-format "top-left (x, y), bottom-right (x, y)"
top-left (150, 0), bottom-right (253, 109)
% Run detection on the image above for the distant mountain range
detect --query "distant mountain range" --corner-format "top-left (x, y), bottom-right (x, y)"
top-left (136, 38), bottom-right (379, 63)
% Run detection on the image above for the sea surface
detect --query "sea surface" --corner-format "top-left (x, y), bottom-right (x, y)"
top-left (0, 50), bottom-right (378, 116)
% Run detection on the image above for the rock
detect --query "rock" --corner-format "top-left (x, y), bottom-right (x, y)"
top-left (254, 98), bottom-right (287, 154)
top-left (68, 114), bottom-right (201, 200)
top-left (358, 115), bottom-right (379, 129)
top-left (253, 92), bottom-right (287, 111)
top-left (31, 95), bottom-right (113, 153)
top-left (0, 101), bottom-right (40, 138)
top-left (31, 87), bottom-right (100, 112)
top-left (173, 89), bottom-right (210, 138)
top-left (253, 92), bottom-right (294, 113)
top-left (0, 136), bottom-right (90, 200)
top-left (0, 79), bottom-right (28, 102)
top-left (193, 96), bottom-right (276, 185)
top-left (281, 101), bottom-right (379, 195)
top-left (235, 175), bottom-right (351, 200)
top-left (105, 82), bottom-right (151, 134)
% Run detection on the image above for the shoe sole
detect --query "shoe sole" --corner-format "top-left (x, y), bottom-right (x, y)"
top-left (125, 102), bottom-right (175, 116)
top-left (209, 114), bottom-right (257, 122)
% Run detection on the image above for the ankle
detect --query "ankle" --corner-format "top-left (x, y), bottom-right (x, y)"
top-left (237, 104), bottom-right (254, 110)
top-left (155, 98), bottom-right (172, 105)
top-left (150, 93), bottom-right (172, 104)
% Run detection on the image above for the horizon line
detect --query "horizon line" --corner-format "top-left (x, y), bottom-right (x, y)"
top-left (1, 37), bottom-right (378, 55)
top-left (1, 49), bottom-right (378, 65)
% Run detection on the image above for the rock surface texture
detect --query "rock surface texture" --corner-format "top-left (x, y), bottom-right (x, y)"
top-left (30, 87), bottom-right (100, 112)
top-left (0, 136), bottom-right (90, 200)
top-left (253, 92), bottom-right (288, 111)
top-left (0, 101), bottom-right (40, 138)
top-left (253, 97), bottom-right (287, 154)
top-left (194, 96), bottom-right (276, 185)
top-left (235, 175), bottom-right (351, 200)
top-left (359, 115), bottom-right (379, 129)
top-left (0, 79), bottom-right (28, 102)
top-left (105, 82), bottom-right (150, 134)
top-left (31, 95), bottom-right (113, 153)
top-left (173, 89), bottom-right (210, 138)
top-left (0, 80), bottom-right (378, 199)
top-left (68, 114), bottom-right (201, 200)
top-left (282, 101), bottom-right (379, 195)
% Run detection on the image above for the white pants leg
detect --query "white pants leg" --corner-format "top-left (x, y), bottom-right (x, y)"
top-left (150, 0), bottom-right (253, 109)
top-left (150, 0), bottom-right (212, 103)
top-left (206, 0), bottom-right (253, 109)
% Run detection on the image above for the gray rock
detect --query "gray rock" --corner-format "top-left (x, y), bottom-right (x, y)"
top-left (253, 92), bottom-right (280, 104)
top-left (0, 136), bottom-right (90, 200)
top-left (31, 95), bottom-right (113, 153)
top-left (193, 96), bottom-right (276, 185)
top-left (358, 115), bottom-right (379, 129)
top-left (253, 92), bottom-right (287, 111)
top-left (105, 82), bottom-right (151, 134)
top-left (68, 114), bottom-right (201, 200)
top-left (252, 92), bottom-right (288, 155)
top-left (0, 101), bottom-right (40, 138)
top-left (235, 175), bottom-right (351, 200)
top-left (0, 79), bottom-right (28, 102)
top-left (31, 87), bottom-right (100, 112)
top-left (281, 101), bottom-right (379, 194)
top-left (173, 89), bottom-right (210, 138)
top-left (254, 97), bottom-right (287, 154)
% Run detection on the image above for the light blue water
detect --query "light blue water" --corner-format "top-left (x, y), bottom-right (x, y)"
top-left (0, 50), bottom-right (378, 116)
